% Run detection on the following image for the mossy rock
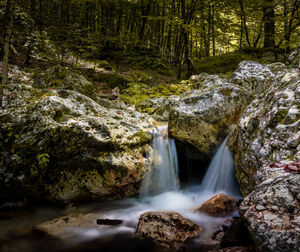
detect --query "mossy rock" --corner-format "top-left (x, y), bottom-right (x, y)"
top-left (0, 84), bottom-right (155, 204)
top-left (33, 65), bottom-right (97, 100)
top-left (169, 83), bottom-right (250, 158)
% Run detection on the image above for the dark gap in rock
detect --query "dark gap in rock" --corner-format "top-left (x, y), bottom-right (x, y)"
top-left (175, 140), bottom-right (211, 187)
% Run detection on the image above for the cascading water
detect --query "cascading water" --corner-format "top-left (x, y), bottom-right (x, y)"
top-left (140, 125), bottom-right (180, 198)
top-left (197, 136), bottom-right (241, 197)
top-left (13, 132), bottom-right (242, 250)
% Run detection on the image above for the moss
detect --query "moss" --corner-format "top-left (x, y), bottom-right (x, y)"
top-left (97, 60), bottom-right (113, 71)
top-left (219, 88), bottom-right (232, 97)
top-left (89, 72), bottom-right (130, 89)
top-left (193, 53), bottom-right (252, 74)
top-left (121, 82), bottom-right (190, 106)
top-left (193, 48), bottom-right (284, 75)
top-left (267, 109), bottom-right (288, 128)
top-left (127, 131), bottom-right (151, 145)
top-left (34, 91), bottom-right (54, 102)
top-left (128, 70), bottom-right (153, 84)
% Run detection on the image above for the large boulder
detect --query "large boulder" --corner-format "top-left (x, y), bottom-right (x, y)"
top-left (0, 82), bottom-right (154, 204)
top-left (135, 211), bottom-right (202, 249)
top-left (230, 61), bottom-right (275, 94)
top-left (193, 194), bottom-right (237, 217)
top-left (33, 65), bottom-right (97, 100)
top-left (229, 66), bottom-right (300, 251)
top-left (229, 68), bottom-right (300, 195)
top-left (169, 80), bottom-right (249, 160)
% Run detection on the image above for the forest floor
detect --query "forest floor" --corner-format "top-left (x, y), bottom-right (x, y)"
top-left (6, 45), bottom-right (285, 109)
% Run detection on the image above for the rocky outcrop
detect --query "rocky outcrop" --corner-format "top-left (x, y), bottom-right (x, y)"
top-left (33, 65), bottom-right (98, 100)
top-left (230, 61), bottom-right (275, 94)
top-left (169, 80), bottom-right (249, 159)
top-left (193, 194), bottom-right (237, 217)
top-left (135, 211), bottom-right (202, 249)
top-left (229, 67), bottom-right (300, 195)
top-left (229, 63), bottom-right (300, 251)
top-left (0, 80), bottom-right (154, 204)
top-left (137, 96), bottom-right (180, 121)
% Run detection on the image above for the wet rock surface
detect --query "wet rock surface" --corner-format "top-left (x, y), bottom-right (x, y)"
top-left (135, 211), bottom-right (202, 249)
top-left (33, 213), bottom-right (100, 240)
top-left (0, 76), bottom-right (154, 204)
top-left (193, 194), bottom-right (237, 217)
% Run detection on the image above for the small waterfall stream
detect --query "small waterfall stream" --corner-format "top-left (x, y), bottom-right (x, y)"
top-left (198, 137), bottom-right (241, 197)
top-left (140, 125), bottom-right (179, 198)
top-left (0, 126), bottom-right (243, 251)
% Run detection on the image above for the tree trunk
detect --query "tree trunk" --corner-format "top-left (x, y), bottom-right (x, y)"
top-left (212, 1), bottom-right (216, 56)
top-left (2, 0), bottom-right (15, 85)
top-left (139, 0), bottom-right (152, 43)
top-left (284, 0), bottom-right (299, 54)
top-left (263, 0), bottom-right (275, 48)
top-left (239, 0), bottom-right (251, 47)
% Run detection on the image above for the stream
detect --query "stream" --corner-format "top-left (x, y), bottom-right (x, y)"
top-left (0, 124), bottom-right (242, 252)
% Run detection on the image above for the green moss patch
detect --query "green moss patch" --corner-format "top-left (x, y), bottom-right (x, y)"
top-left (121, 82), bottom-right (191, 106)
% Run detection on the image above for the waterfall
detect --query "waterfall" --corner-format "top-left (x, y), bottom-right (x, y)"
top-left (199, 136), bottom-right (241, 196)
top-left (140, 125), bottom-right (180, 198)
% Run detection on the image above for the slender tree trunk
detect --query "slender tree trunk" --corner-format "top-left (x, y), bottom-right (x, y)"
top-left (284, 0), bottom-right (299, 54)
top-left (239, 0), bottom-right (251, 47)
top-left (239, 12), bottom-right (244, 49)
top-left (206, 3), bottom-right (211, 56)
top-left (212, 0), bottom-right (216, 56)
top-left (263, 0), bottom-right (275, 48)
top-left (139, 0), bottom-right (152, 43)
top-left (253, 16), bottom-right (264, 47)
top-left (2, 0), bottom-right (15, 85)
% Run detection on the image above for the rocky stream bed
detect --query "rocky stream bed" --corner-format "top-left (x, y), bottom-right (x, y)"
top-left (0, 46), bottom-right (299, 252)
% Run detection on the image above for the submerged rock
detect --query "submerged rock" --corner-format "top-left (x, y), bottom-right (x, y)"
top-left (0, 82), bottom-right (154, 204)
top-left (33, 213), bottom-right (100, 240)
top-left (193, 194), bottom-right (237, 217)
top-left (229, 64), bottom-right (300, 251)
top-left (135, 211), bottom-right (202, 249)
top-left (169, 82), bottom-right (249, 159)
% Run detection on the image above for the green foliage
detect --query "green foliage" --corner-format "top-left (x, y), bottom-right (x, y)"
top-left (83, 70), bottom-right (130, 89)
top-left (193, 53), bottom-right (253, 74)
top-left (121, 82), bottom-right (191, 106)
top-left (36, 153), bottom-right (50, 168)
top-left (97, 60), bottom-right (113, 71)
top-left (128, 70), bottom-right (153, 84)
top-left (125, 49), bottom-right (170, 71)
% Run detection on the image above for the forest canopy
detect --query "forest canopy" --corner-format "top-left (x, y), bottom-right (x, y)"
top-left (0, 0), bottom-right (299, 82)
